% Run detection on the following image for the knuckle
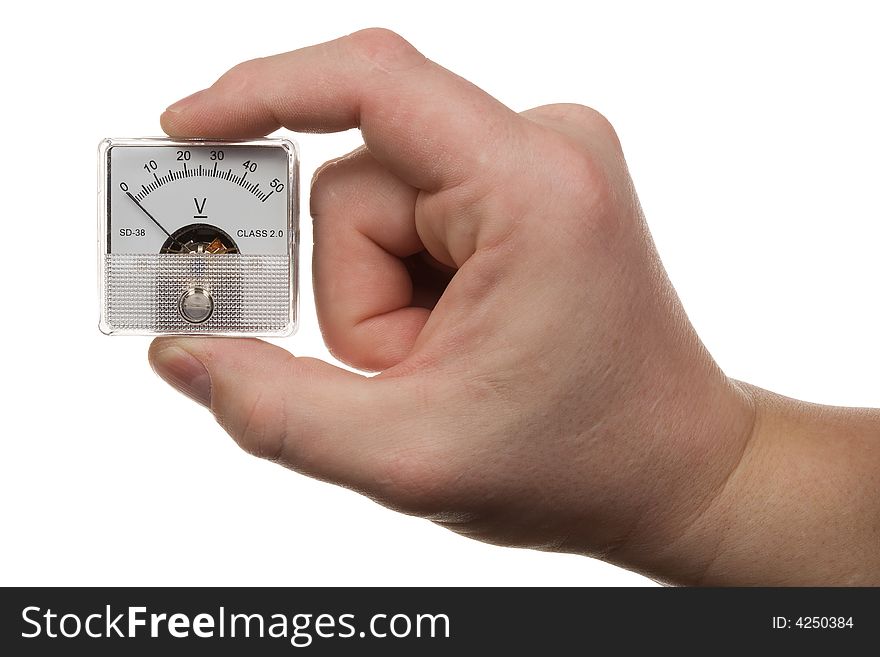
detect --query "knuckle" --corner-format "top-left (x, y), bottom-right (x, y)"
top-left (560, 103), bottom-right (616, 131)
top-left (537, 102), bottom-right (600, 122)
top-left (373, 445), bottom-right (456, 516)
top-left (582, 108), bottom-right (622, 151)
top-left (532, 135), bottom-right (626, 245)
top-left (220, 383), bottom-right (286, 463)
top-left (528, 103), bottom-right (622, 152)
top-left (216, 57), bottom-right (264, 93)
top-left (555, 140), bottom-right (615, 210)
top-left (344, 28), bottom-right (425, 71)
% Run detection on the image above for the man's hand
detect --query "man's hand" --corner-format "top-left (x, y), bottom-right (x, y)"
top-left (150, 28), bottom-right (880, 585)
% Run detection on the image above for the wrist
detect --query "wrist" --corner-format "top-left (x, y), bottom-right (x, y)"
top-left (595, 371), bottom-right (760, 584)
top-left (631, 383), bottom-right (880, 585)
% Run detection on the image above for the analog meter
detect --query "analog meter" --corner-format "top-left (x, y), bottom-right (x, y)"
top-left (98, 138), bottom-right (298, 336)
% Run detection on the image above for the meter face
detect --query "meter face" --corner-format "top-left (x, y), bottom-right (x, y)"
top-left (98, 138), bottom-right (298, 336)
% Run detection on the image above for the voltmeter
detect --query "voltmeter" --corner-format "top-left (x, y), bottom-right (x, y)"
top-left (98, 138), bottom-right (298, 336)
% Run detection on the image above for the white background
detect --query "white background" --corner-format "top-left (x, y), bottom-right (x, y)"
top-left (1, 1), bottom-right (876, 586)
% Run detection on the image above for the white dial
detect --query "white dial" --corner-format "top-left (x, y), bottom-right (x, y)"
top-left (109, 142), bottom-right (291, 255)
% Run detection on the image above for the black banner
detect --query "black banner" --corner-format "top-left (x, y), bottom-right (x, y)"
top-left (1, 587), bottom-right (875, 654)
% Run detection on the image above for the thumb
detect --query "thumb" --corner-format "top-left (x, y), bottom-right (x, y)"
top-left (148, 337), bottom-right (413, 493)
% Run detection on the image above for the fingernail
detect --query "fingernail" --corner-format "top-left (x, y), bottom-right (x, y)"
top-left (165, 89), bottom-right (205, 114)
top-left (150, 345), bottom-right (212, 408)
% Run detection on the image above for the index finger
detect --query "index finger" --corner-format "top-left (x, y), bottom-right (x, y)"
top-left (161, 28), bottom-right (519, 191)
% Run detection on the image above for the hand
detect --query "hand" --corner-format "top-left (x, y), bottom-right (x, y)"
top-left (150, 29), bottom-right (880, 585)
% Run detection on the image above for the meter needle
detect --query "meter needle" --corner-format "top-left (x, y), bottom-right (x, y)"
top-left (125, 192), bottom-right (186, 251)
